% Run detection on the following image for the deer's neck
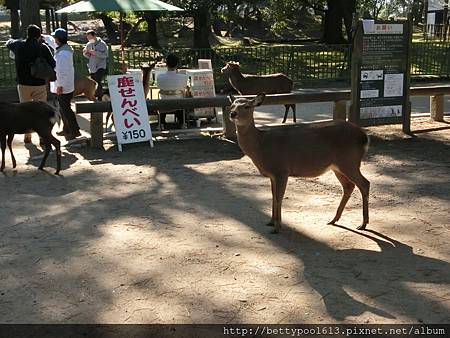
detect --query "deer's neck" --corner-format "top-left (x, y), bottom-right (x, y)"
top-left (229, 70), bottom-right (245, 92)
top-left (236, 122), bottom-right (262, 158)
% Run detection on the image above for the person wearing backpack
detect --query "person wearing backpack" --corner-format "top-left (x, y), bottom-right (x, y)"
top-left (51, 28), bottom-right (80, 141)
top-left (6, 25), bottom-right (56, 144)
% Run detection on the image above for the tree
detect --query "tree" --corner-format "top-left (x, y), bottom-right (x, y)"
top-left (19, 0), bottom-right (41, 35)
top-left (5, 0), bottom-right (21, 38)
top-left (322, 0), bottom-right (356, 44)
top-left (170, 0), bottom-right (220, 48)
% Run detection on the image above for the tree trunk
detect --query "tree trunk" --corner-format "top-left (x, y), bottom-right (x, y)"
top-left (60, 13), bottom-right (68, 31)
top-left (19, 0), bottom-right (41, 35)
top-left (97, 13), bottom-right (119, 43)
top-left (144, 12), bottom-right (161, 49)
top-left (10, 8), bottom-right (21, 38)
top-left (45, 9), bottom-right (51, 34)
top-left (193, 6), bottom-right (211, 49)
top-left (322, 0), bottom-right (355, 44)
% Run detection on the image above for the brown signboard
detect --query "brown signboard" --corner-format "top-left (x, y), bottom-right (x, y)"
top-left (350, 19), bottom-right (412, 133)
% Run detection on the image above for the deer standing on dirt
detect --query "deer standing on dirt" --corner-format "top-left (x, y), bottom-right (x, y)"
top-left (221, 61), bottom-right (296, 123)
top-left (229, 94), bottom-right (370, 233)
top-left (0, 101), bottom-right (62, 175)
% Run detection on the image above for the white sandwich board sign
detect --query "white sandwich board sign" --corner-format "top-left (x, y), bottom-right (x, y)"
top-left (107, 73), bottom-right (153, 151)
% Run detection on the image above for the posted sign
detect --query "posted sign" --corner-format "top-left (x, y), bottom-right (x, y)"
top-left (186, 69), bottom-right (216, 118)
top-left (107, 73), bottom-right (153, 151)
top-left (350, 19), bottom-right (412, 132)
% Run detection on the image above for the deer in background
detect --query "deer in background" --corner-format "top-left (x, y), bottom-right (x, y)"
top-left (229, 93), bottom-right (370, 233)
top-left (73, 76), bottom-right (98, 101)
top-left (221, 61), bottom-right (296, 123)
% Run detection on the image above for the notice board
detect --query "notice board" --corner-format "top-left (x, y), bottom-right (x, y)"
top-left (186, 69), bottom-right (216, 118)
top-left (350, 19), bottom-right (412, 133)
top-left (107, 73), bottom-right (153, 151)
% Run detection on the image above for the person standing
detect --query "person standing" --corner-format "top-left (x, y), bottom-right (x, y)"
top-left (51, 28), bottom-right (80, 141)
top-left (6, 25), bottom-right (55, 144)
top-left (83, 30), bottom-right (108, 101)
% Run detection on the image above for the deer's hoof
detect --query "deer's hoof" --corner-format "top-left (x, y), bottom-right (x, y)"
top-left (55, 171), bottom-right (60, 176)
top-left (38, 166), bottom-right (44, 171)
top-left (270, 228), bottom-right (279, 234)
top-left (328, 220), bottom-right (337, 225)
top-left (266, 221), bottom-right (275, 227)
top-left (357, 223), bottom-right (367, 230)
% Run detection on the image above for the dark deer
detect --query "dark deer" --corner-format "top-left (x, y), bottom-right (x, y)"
top-left (0, 101), bottom-right (62, 175)
top-left (229, 94), bottom-right (370, 233)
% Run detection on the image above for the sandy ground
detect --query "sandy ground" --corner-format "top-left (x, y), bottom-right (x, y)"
top-left (0, 115), bottom-right (449, 324)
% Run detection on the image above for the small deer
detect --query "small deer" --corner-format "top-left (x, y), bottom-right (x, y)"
top-left (0, 101), bottom-right (62, 175)
top-left (221, 61), bottom-right (296, 123)
top-left (229, 94), bottom-right (370, 233)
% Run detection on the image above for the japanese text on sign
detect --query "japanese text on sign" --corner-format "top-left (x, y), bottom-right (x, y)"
top-left (107, 72), bottom-right (153, 150)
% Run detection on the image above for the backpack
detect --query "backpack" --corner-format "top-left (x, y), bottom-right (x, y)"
top-left (30, 46), bottom-right (56, 82)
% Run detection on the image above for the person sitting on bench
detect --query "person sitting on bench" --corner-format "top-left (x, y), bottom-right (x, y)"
top-left (156, 54), bottom-right (188, 129)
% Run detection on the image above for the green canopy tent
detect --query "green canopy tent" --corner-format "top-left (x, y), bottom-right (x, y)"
top-left (56, 0), bottom-right (184, 63)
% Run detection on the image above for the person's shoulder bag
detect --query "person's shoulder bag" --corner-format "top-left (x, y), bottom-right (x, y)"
top-left (30, 45), bottom-right (56, 82)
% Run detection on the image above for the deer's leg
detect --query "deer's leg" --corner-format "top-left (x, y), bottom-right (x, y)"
top-left (7, 134), bottom-right (16, 169)
top-left (267, 178), bottom-right (276, 227)
top-left (0, 134), bottom-right (6, 172)
top-left (49, 134), bottom-right (61, 175)
top-left (339, 167), bottom-right (370, 230)
top-left (328, 170), bottom-right (355, 225)
top-left (38, 132), bottom-right (52, 172)
top-left (272, 175), bottom-right (288, 234)
top-left (282, 105), bottom-right (289, 123)
top-left (291, 104), bottom-right (296, 123)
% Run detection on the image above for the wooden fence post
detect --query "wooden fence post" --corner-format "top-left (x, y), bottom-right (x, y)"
top-left (333, 100), bottom-right (347, 120)
top-left (430, 94), bottom-right (444, 121)
top-left (222, 106), bottom-right (236, 139)
top-left (90, 113), bottom-right (104, 148)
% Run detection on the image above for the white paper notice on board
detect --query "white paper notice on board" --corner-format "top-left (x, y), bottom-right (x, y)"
top-left (384, 73), bottom-right (404, 97)
top-left (360, 89), bottom-right (379, 98)
top-left (107, 73), bottom-right (153, 151)
top-left (361, 70), bottom-right (384, 81)
top-left (360, 105), bottom-right (402, 119)
top-left (365, 23), bottom-right (403, 34)
top-left (363, 20), bottom-right (375, 34)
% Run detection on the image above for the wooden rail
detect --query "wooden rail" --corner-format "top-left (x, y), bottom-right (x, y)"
top-left (75, 84), bottom-right (450, 148)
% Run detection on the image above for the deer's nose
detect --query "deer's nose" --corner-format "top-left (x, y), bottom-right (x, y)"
top-left (230, 111), bottom-right (237, 118)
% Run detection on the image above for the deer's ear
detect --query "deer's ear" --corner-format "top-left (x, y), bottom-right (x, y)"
top-left (228, 94), bottom-right (236, 103)
top-left (253, 93), bottom-right (265, 106)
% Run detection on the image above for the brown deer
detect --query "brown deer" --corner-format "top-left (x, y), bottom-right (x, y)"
top-left (221, 61), bottom-right (296, 123)
top-left (73, 76), bottom-right (98, 101)
top-left (229, 93), bottom-right (370, 233)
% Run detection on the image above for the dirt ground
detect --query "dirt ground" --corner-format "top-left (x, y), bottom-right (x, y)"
top-left (0, 117), bottom-right (449, 324)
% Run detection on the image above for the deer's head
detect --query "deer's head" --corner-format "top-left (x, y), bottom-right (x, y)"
top-left (221, 61), bottom-right (241, 76)
top-left (228, 93), bottom-right (265, 126)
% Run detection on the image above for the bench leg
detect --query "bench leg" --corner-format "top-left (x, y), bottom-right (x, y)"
top-left (222, 106), bottom-right (236, 139)
top-left (333, 100), bottom-right (347, 120)
top-left (430, 94), bottom-right (444, 122)
top-left (90, 112), bottom-right (104, 148)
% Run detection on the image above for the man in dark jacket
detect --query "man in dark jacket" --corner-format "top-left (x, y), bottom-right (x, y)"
top-left (6, 25), bottom-right (56, 144)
